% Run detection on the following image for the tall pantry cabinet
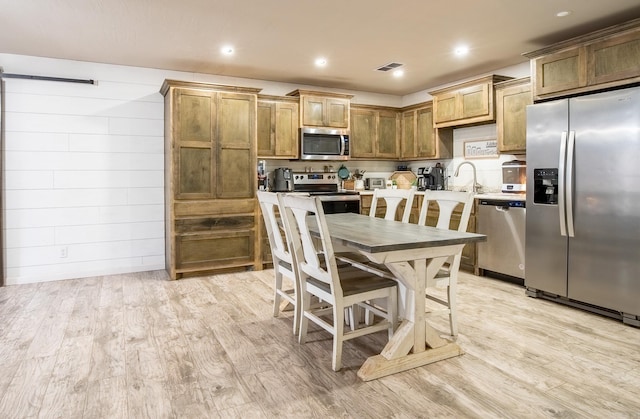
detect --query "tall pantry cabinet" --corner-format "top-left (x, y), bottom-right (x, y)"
top-left (161, 80), bottom-right (261, 279)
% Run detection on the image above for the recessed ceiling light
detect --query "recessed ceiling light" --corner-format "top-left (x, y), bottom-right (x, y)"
top-left (221, 46), bottom-right (234, 55)
top-left (392, 69), bottom-right (404, 78)
top-left (315, 58), bottom-right (327, 67)
top-left (454, 45), bottom-right (469, 57)
top-left (556, 10), bottom-right (571, 17)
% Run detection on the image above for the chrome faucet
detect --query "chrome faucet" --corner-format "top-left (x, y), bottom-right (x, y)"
top-left (454, 161), bottom-right (482, 193)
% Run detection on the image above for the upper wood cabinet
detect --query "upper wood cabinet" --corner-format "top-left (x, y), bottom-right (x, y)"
top-left (350, 105), bottom-right (399, 159)
top-left (525, 18), bottom-right (640, 101)
top-left (430, 75), bottom-right (512, 128)
top-left (495, 77), bottom-right (532, 153)
top-left (287, 89), bottom-right (353, 129)
top-left (257, 95), bottom-right (299, 159)
top-left (160, 79), bottom-right (261, 280)
top-left (400, 102), bottom-right (453, 161)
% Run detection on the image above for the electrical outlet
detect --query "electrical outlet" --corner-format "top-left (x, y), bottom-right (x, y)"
top-left (59, 246), bottom-right (68, 258)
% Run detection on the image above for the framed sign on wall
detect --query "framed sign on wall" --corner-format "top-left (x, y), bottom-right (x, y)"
top-left (464, 138), bottom-right (498, 159)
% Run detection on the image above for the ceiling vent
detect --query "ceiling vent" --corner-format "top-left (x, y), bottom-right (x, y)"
top-left (376, 62), bottom-right (403, 72)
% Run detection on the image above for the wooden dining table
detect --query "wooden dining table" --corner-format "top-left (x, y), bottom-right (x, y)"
top-left (315, 212), bottom-right (486, 381)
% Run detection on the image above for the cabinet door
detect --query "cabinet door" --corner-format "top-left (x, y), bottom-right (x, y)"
top-left (459, 83), bottom-right (490, 119)
top-left (497, 82), bottom-right (531, 153)
top-left (534, 47), bottom-right (587, 96)
top-left (415, 107), bottom-right (436, 158)
top-left (434, 91), bottom-right (457, 123)
top-left (460, 215), bottom-right (477, 272)
top-left (400, 110), bottom-right (416, 159)
top-left (376, 110), bottom-right (399, 158)
top-left (350, 108), bottom-right (376, 158)
top-left (274, 102), bottom-right (298, 158)
top-left (175, 89), bottom-right (216, 199)
top-left (176, 227), bottom-right (255, 270)
top-left (325, 98), bottom-right (350, 128)
top-left (217, 92), bottom-right (255, 199)
top-left (301, 96), bottom-right (326, 127)
top-left (587, 29), bottom-right (640, 86)
top-left (257, 101), bottom-right (275, 156)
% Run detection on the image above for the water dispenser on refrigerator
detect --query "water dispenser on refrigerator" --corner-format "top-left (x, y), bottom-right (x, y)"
top-left (533, 168), bottom-right (558, 205)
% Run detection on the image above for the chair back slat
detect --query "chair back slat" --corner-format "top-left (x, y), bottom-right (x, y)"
top-left (281, 194), bottom-right (341, 295)
top-left (370, 188), bottom-right (416, 223)
top-left (418, 190), bottom-right (474, 232)
top-left (257, 191), bottom-right (291, 264)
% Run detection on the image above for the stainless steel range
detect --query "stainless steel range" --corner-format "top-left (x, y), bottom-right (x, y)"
top-left (292, 172), bottom-right (360, 214)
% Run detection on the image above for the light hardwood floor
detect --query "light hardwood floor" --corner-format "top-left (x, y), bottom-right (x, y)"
top-left (0, 269), bottom-right (638, 418)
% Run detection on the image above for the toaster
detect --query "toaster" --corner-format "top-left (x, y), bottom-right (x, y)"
top-left (365, 178), bottom-right (386, 190)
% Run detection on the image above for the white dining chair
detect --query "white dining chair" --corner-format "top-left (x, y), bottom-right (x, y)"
top-left (417, 190), bottom-right (475, 337)
top-left (369, 188), bottom-right (416, 223)
top-left (280, 194), bottom-right (398, 372)
top-left (336, 187), bottom-right (416, 272)
top-left (257, 191), bottom-right (301, 334)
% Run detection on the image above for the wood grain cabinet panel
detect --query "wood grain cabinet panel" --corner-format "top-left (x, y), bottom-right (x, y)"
top-left (287, 89), bottom-right (353, 129)
top-left (588, 30), bottom-right (640, 86)
top-left (401, 102), bottom-right (453, 161)
top-left (533, 47), bottom-right (586, 97)
top-left (400, 110), bottom-right (416, 159)
top-left (161, 79), bottom-right (261, 279)
top-left (459, 83), bottom-right (490, 119)
top-left (430, 75), bottom-right (512, 128)
top-left (178, 147), bottom-right (213, 197)
top-left (433, 92), bottom-right (457, 124)
top-left (526, 19), bottom-right (640, 101)
top-left (377, 111), bottom-right (400, 158)
top-left (176, 229), bottom-right (254, 271)
top-left (350, 108), bottom-right (376, 158)
top-left (416, 107), bottom-right (435, 158)
top-left (257, 96), bottom-right (299, 158)
top-left (350, 106), bottom-right (399, 159)
top-left (496, 77), bottom-right (532, 153)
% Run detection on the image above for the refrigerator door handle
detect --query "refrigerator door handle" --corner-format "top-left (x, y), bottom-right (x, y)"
top-left (566, 130), bottom-right (576, 237)
top-left (558, 131), bottom-right (568, 237)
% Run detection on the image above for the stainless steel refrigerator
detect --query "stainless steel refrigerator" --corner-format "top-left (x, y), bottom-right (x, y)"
top-left (525, 86), bottom-right (640, 326)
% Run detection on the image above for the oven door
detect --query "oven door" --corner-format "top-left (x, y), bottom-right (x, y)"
top-left (318, 195), bottom-right (360, 214)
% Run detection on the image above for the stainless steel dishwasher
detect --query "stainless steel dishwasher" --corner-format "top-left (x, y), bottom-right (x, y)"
top-left (477, 198), bottom-right (526, 279)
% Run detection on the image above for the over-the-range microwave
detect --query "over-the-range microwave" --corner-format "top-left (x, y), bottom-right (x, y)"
top-left (300, 127), bottom-right (349, 160)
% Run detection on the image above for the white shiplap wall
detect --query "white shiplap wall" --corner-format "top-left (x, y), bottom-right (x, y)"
top-left (1, 55), bottom-right (183, 284)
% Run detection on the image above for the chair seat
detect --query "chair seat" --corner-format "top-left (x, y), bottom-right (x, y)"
top-left (307, 275), bottom-right (397, 297)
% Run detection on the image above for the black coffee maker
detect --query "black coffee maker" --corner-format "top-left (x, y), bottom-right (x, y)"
top-left (418, 164), bottom-right (445, 190)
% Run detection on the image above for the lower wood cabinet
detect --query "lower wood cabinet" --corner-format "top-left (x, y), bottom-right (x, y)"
top-left (170, 198), bottom-right (258, 278)
top-left (421, 198), bottom-right (477, 273)
top-left (361, 194), bottom-right (478, 273)
top-left (359, 193), bottom-right (421, 224)
top-left (176, 228), bottom-right (255, 271)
